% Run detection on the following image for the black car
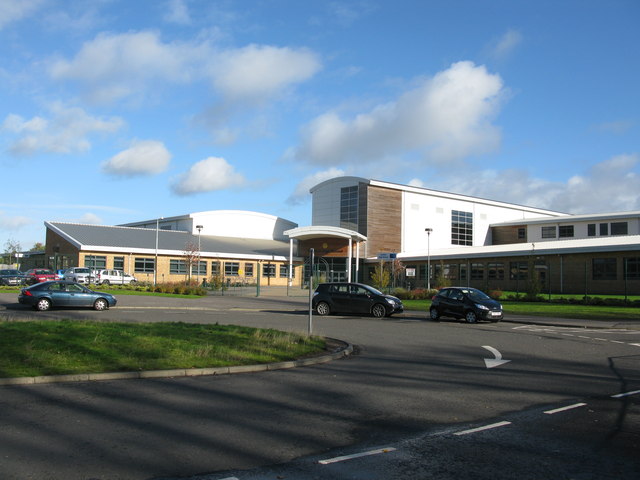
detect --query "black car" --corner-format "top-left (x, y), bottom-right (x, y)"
top-left (0, 269), bottom-right (25, 286)
top-left (313, 282), bottom-right (404, 318)
top-left (429, 287), bottom-right (503, 323)
top-left (18, 280), bottom-right (117, 311)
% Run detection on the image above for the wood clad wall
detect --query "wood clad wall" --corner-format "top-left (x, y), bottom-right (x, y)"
top-left (492, 225), bottom-right (527, 245)
top-left (365, 185), bottom-right (402, 257)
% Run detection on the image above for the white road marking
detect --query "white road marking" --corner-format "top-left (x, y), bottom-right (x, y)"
top-left (544, 403), bottom-right (587, 415)
top-left (611, 390), bottom-right (640, 398)
top-left (318, 447), bottom-right (396, 465)
top-left (453, 421), bottom-right (512, 436)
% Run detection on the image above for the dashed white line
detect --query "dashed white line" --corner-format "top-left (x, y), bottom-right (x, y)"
top-left (318, 447), bottom-right (396, 465)
top-left (544, 403), bottom-right (587, 415)
top-left (611, 390), bottom-right (640, 398)
top-left (453, 421), bottom-right (512, 436)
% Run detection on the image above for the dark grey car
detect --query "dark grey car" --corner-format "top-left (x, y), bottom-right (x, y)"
top-left (0, 269), bottom-right (25, 286)
top-left (429, 287), bottom-right (503, 323)
top-left (312, 282), bottom-right (404, 318)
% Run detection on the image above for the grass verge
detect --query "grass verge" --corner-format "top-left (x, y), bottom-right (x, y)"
top-left (402, 299), bottom-right (640, 321)
top-left (0, 320), bottom-right (325, 378)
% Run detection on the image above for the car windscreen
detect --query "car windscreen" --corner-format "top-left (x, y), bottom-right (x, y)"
top-left (465, 290), bottom-right (491, 302)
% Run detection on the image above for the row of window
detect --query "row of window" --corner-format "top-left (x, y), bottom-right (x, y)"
top-left (407, 257), bottom-right (640, 282)
top-left (541, 222), bottom-right (629, 239)
top-left (84, 256), bottom-right (295, 277)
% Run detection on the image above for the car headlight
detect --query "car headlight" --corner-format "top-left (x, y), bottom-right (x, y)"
top-left (385, 298), bottom-right (395, 305)
top-left (475, 304), bottom-right (489, 310)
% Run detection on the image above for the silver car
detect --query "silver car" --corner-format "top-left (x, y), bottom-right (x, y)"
top-left (63, 267), bottom-right (95, 284)
top-left (0, 269), bottom-right (25, 286)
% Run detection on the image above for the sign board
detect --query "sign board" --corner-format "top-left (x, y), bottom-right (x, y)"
top-left (406, 267), bottom-right (416, 277)
top-left (377, 253), bottom-right (397, 260)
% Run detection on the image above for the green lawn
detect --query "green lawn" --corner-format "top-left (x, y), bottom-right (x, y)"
top-left (403, 299), bottom-right (640, 321)
top-left (0, 321), bottom-right (325, 378)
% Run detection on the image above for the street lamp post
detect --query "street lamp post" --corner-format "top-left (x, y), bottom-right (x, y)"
top-left (425, 228), bottom-right (433, 290)
top-left (196, 225), bottom-right (203, 283)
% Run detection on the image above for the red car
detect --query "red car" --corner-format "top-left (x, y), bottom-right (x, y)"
top-left (23, 269), bottom-right (58, 285)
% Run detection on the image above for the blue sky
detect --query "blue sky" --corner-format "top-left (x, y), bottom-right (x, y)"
top-left (1, 0), bottom-right (639, 251)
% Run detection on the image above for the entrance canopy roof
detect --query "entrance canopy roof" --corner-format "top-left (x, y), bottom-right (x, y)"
top-left (284, 226), bottom-right (367, 242)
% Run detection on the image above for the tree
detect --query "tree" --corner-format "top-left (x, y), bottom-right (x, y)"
top-left (183, 241), bottom-right (200, 282)
top-left (3, 239), bottom-right (21, 265)
top-left (31, 242), bottom-right (45, 252)
top-left (371, 261), bottom-right (391, 291)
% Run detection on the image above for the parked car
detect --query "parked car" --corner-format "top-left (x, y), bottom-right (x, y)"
top-left (429, 287), bottom-right (503, 323)
top-left (63, 267), bottom-right (95, 284)
top-left (23, 268), bottom-right (58, 285)
top-left (94, 269), bottom-right (137, 285)
top-left (18, 280), bottom-right (117, 311)
top-left (55, 269), bottom-right (67, 279)
top-left (0, 269), bottom-right (25, 286)
top-left (313, 282), bottom-right (404, 318)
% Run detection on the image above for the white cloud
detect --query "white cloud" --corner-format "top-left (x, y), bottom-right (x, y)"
top-left (440, 154), bottom-right (640, 214)
top-left (164, 0), bottom-right (191, 24)
top-left (0, 0), bottom-right (42, 30)
top-left (171, 156), bottom-right (245, 195)
top-left (211, 44), bottom-right (321, 102)
top-left (0, 211), bottom-right (31, 230)
top-left (77, 212), bottom-right (103, 224)
top-left (1, 103), bottom-right (123, 156)
top-left (408, 178), bottom-right (425, 188)
top-left (294, 61), bottom-right (504, 166)
top-left (49, 31), bottom-right (202, 103)
top-left (102, 140), bottom-right (172, 177)
top-left (488, 29), bottom-right (523, 61)
top-left (287, 168), bottom-right (346, 205)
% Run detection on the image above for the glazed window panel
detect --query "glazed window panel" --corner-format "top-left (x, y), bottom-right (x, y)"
top-left (470, 263), bottom-right (484, 280)
top-left (558, 225), bottom-right (574, 238)
top-left (224, 262), bottom-right (239, 276)
top-left (451, 210), bottom-right (473, 246)
top-left (244, 263), bottom-right (254, 277)
top-left (84, 255), bottom-right (107, 269)
top-left (624, 258), bottom-right (640, 279)
top-left (211, 261), bottom-right (220, 276)
top-left (340, 186), bottom-right (359, 231)
top-left (135, 258), bottom-right (155, 273)
top-left (611, 222), bottom-right (628, 235)
top-left (592, 258), bottom-right (616, 280)
top-left (191, 261), bottom-right (207, 276)
top-left (487, 263), bottom-right (505, 280)
top-left (170, 259), bottom-right (187, 274)
top-left (541, 226), bottom-right (556, 238)
top-left (113, 256), bottom-right (124, 271)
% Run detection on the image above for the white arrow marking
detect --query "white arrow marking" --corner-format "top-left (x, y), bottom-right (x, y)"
top-left (482, 345), bottom-right (511, 369)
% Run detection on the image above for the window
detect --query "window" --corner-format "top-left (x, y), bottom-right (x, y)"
top-left (244, 263), bottom-right (254, 277)
top-left (509, 261), bottom-right (528, 280)
top-left (170, 259), bottom-right (187, 274)
top-left (593, 258), bottom-right (616, 280)
top-left (451, 210), bottom-right (473, 246)
top-left (611, 222), bottom-right (628, 235)
top-left (517, 228), bottom-right (526, 240)
top-left (84, 255), bottom-right (106, 269)
top-left (340, 186), bottom-right (359, 231)
top-left (487, 263), bottom-right (505, 280)
top-left (541, 226), bottom-right (556, 238)
top-left (135, 257), bottom-right (155, 273)
top-left (279, 264), bottom-right (295, 277)
top-left (587, 224), bottom-right (596, 237)
top-left (599, 223), bottom-right (609, 236)
top-left (624, 258), bottom-right (640, 279)
top-left (559, 225), bottom-right (574, 238)
top-left (224, 262), bottom-right (239, 276)
top-left (192, 261), bottom-right (207, 276)
top-left (263, 263), bottom-right (276, 277)
top-left (211, 261), bottom-right (220, 276)
top-left (470, 263), bottom-right (484, 280)
top-left (114, 256), bottom-right (124, 271)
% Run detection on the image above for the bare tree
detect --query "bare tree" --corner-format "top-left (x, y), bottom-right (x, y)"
top-left (183, 241), bottom-right (200, 282)
top-left (3, 239), bottom-right (21, 266)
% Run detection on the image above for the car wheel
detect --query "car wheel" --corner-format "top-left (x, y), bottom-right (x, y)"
top-left (36, 298), bottom-right (52, 311)
top-left (429, 307), bottom-right (440, 321)
top-left (465, 311), bottom-right (478, 323)
top-left (371, 303), bottom-right (386, 318)
top-left (103, 280), bottom-right (110, 286)
top-left (316, 301), bottom-right (330, 316)
top-left (94, 298), bottom-right (109, 311)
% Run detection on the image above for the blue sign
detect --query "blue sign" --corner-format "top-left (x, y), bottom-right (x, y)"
top-left (377, 253), bottom-right (397, 259)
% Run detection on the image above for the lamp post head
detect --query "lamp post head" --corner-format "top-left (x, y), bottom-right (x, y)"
top-left (425, 228), bottom-right (433, 234)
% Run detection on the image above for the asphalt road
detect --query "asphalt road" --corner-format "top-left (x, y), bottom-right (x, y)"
top-left (0, 292), bottom-right (638, 480)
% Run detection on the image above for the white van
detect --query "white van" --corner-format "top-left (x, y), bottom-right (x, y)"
top-left (94, 269), bottom-right (137, 285)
